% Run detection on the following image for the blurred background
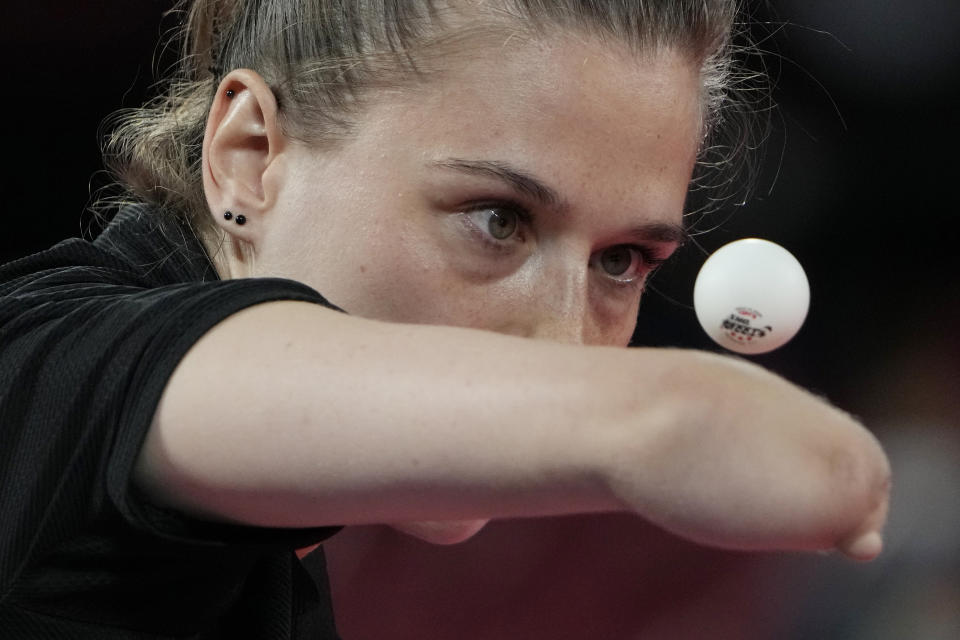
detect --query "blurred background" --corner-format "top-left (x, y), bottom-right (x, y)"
top-left (4, 1), bottom-right (958, 638)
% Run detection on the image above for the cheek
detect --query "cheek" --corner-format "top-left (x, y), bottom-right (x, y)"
top-left (276, 181), bottom-right (455, 320)
top-left (325, 224), bottom-right (478, 324)
top-left (586, 290), bottom-right (642, 347)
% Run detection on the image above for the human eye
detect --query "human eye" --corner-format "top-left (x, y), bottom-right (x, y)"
top-left (591, 244), bottom-right (667, 290)
top-left (462, 203), bottom-right (529, 247)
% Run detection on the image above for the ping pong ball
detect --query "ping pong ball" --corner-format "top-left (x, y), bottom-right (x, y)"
top-left (693, 238), bottom-right (809, 355)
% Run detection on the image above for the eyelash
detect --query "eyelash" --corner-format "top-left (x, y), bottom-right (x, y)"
top-left (597, 246), bottom-right (666, 294)
top-left (462, 200), bottom-right (532, 251)
top-left (461, 199), bottom-right (668, 290)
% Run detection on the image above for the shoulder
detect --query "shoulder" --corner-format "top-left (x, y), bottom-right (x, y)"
top-left (0, 207), bottom-right (197, 298)
top-left (0, 239), bottom-right (141, 295)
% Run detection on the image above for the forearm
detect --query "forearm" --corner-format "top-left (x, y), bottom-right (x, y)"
top-left (601, 351), bottom-right (890, 558)
top-left (136, 301), bottom-right (889, 557)
top-left (136, 301), bottom-right (633, 525)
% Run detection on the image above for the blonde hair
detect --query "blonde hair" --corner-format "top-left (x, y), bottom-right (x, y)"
top-left (102, 0), bottom-right (749, 233)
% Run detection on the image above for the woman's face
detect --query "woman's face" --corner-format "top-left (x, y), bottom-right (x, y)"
top-left (257, 34), bottom-right (703, 346)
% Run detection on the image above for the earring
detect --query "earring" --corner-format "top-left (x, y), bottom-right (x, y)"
top-left (223, 211), bottom-right (246, 225)
top-left (226, 89), bottom-right (235, 98)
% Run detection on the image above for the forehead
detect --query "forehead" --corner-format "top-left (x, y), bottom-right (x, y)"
top-left (470, 34), bottom-right (688, 154)
top-left (345, 31), bottom-right (704, 229)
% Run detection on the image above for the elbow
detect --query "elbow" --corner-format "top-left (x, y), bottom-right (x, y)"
top-left (825, 431), bottom-right (892, 560)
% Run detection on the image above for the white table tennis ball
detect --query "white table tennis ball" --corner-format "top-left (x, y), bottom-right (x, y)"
top-left (693, 238), bottom-right (810, 355)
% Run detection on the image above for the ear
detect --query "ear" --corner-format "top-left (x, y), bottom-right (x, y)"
top-left (202, 69), bottom-right (286, 248)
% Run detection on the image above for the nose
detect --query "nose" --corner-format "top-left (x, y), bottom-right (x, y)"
top-left (526, 260), bottom-right (590, 346)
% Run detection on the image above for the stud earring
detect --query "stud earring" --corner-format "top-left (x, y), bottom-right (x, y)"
top-left (223, 211), bottom-right (246, 225)
top-left (226, 89), bottom-right (235, 98)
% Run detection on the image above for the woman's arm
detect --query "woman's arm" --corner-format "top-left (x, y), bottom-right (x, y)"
top-left (135, 301), bottom-right (889, 559)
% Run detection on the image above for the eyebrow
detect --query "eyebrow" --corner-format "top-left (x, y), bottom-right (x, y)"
top-left (432, 158), bottom-right (562, 208)
top-left (432, 157), bottom-right (687, 246)
top-left (628, 222), bottom-right (688, 247)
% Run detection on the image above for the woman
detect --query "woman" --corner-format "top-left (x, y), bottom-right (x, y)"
top-left (0, 1), bottom-right (889, 638)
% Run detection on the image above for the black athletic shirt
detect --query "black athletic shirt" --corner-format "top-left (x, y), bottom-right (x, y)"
top-left (0, 208), bottom-right (343, 639)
